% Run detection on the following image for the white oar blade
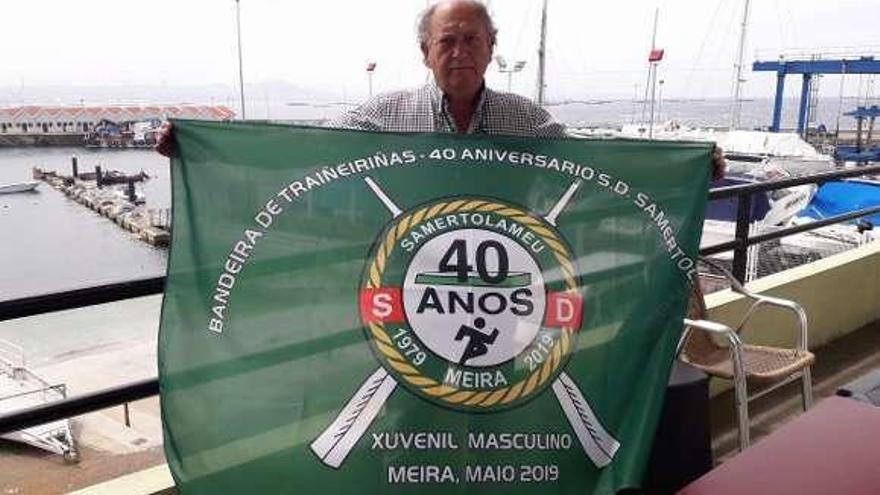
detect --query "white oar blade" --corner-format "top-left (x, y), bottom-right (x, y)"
top-left (553, 372), bottom-right (620, 468)
top-left (310, 368), bottom-right (398, 468)
top-left (544, 180), bottom-right (580, 226)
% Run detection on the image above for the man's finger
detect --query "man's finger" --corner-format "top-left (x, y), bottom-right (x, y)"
top-left (155, 122), bottom-right (175, 158)
top-left (712, 146), bottom-right (726, 180)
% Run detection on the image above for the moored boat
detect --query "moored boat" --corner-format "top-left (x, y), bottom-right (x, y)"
top-left (0, 181), bottom-right (40, 194)
top-left (800, 178), bottom-right (880, 227)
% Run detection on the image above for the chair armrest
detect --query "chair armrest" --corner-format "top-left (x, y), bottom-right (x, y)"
top-left (683, 318), bottom-right (735, 336)
top-left (679, 318), bottom-right (746, 380)
top-left (678, 318), bottom-right (743, 352)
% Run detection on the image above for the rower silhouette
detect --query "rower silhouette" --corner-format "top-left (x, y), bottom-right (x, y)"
top-left (455, 317), bottom-right (499, 365)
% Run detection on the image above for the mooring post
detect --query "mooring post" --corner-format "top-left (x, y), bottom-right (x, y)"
top-left (71, 156), bottom-right (78, 178)
top-left (127, 179), bottom-right (136, 203)
top-left (95, 166), bottom-right (103, 188)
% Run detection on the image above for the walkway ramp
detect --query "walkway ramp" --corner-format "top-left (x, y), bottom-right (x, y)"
top-left (0, 339), bottom-right (78, 461)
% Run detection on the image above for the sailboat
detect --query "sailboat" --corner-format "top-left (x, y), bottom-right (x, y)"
top-left (562, 0), bottom-right (865, 279)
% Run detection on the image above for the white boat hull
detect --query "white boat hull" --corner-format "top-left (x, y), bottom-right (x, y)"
top-left (0, 181), bottom-right (40, 194)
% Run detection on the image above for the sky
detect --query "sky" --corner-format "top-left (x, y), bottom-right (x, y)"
top-left (3, 0), bottom-right (880, 104)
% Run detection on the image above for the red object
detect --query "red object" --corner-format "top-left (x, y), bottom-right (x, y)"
top-left (359, 287), bottom-right (403, 323)
top-left (678, 397), bottom-right (880, 495)
top-left (543, 292), bottom-right (583, 330)
top-left (648, 48), bottom-right (665, 62)
top-left (366, 62), bottom-right (377, 72)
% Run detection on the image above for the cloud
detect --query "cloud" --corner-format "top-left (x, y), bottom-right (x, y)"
top-left (3, 0), bottom-right (879, 101)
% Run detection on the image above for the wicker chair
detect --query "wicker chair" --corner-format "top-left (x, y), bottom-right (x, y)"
top-left (676, 258), bottom-right (815, 451)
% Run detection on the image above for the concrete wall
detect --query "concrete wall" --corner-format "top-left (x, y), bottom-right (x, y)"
top-left (68, 465), bottom-right (174, 495)
top-left (0, 133), bottom-right (85, 147)
top-left (704, 241), bottom-right (880, 395)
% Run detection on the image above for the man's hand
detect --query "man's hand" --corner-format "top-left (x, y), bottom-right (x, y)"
top-left (155, 121), bottom-right (174, 157)
top-left (712, 146), bottom-right (726, 181)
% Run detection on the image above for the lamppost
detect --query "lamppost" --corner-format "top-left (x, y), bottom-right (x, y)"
top-left (495, 56), bottom-right (526, 93)
top-left (366, 62), bottom-right (377, 98)
top-left (235, 0), bottom-right (246, 119)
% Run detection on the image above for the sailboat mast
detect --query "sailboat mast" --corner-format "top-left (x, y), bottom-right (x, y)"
top-left (641, 8), bottom-right (659, 125)
top-left (235, 0), bottom-right (246, 120)
top-left (537, 0), bottom-right (548, 106)
top-left (649, 8), bottom-right (659, 57)
top-left (729, 0), bottom-right (751, 130)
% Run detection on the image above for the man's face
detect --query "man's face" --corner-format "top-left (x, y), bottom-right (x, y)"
top-left (421, 2), bottom-right (493, 101)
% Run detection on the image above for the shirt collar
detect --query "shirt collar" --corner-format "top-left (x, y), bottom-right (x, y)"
top-left (428, 79), bottom-right (489, 134)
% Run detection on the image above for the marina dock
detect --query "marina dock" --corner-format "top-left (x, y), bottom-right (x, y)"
top-left (32, 165), bottom-right (170, 247)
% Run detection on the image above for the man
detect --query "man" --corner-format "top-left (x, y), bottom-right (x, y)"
top-left (157, 0), bottom-right (723, 178)
top-left (157, 0), bottom-right (562, 154)
top-left (329, 0), bottom-right (565, 138)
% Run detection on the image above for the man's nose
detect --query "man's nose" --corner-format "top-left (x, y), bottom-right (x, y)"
top-left (451, 41), bottom-right (465, 57)
top-left (450, 38), bottom-right (472, 58)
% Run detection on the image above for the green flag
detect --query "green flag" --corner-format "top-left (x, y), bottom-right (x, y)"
top-left (159, 120), bottom-right (711, 494)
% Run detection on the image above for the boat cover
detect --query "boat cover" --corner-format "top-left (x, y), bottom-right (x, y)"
top-left (801, 180), bottom-right (880, 226)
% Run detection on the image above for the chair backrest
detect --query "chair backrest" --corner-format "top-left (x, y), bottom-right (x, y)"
top-left (679, 277), bottom-right (725, 364)
top-left (686, 279), bottom-right (708, 320)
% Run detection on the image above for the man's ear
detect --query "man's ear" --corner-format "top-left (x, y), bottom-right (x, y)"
top-left (420, 43), bottom-right (430, 66)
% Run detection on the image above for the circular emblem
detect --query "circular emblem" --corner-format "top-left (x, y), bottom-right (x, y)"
top-left (359, 197), bottom-right (582, 412)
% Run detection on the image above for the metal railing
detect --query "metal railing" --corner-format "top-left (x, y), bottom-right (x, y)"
top-left (1, 383), bottom-right (68, 405)
top-left (2, 164), bottom-right (880, 435)
top-left (705, 164), bottom-right (880, 281)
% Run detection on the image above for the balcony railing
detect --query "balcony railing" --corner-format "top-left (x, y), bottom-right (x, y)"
top-left (3, 163), bottom-right (880, 435)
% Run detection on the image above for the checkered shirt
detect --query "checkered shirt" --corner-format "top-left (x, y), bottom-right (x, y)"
top-left (328, 81), bottom-right (566, 138)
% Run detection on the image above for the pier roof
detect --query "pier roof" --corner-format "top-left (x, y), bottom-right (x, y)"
top-left (0, 105), bottom-right (235, 123)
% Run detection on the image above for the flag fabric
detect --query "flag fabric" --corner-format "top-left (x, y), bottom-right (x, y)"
top-left (648, 48), bottom-right (665, 62)
top-left (159, 120), bottom-right (712, 494)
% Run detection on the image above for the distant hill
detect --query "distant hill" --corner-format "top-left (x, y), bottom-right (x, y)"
top-left (0, 80), bottom-right (346, 108)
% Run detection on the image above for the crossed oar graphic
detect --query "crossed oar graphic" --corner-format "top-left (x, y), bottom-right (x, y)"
top-left (310, 177), bottom-right (619, 469)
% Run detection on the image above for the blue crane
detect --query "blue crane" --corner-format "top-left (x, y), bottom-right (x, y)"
top-left (834, 105), bottom-right (880, 162)
top-left (752, 57), bottom-right (880, 134)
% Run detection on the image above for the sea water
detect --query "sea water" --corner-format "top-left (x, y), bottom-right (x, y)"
top-left (0, 97), bottom-right (868, 300)
top-left (0, 147), bottom-right (168, 300)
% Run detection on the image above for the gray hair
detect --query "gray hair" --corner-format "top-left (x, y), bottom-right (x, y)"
top-left (417, 0), bottom-right (498, 49)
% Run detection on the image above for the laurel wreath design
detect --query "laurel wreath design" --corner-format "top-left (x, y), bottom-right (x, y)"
top-left (364, 199), bottom-right (578, 408)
